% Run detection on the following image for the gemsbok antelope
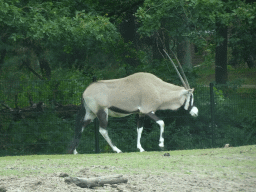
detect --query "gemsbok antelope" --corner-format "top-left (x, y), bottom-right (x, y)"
top-left (68, 51), bottom-right (198, 154)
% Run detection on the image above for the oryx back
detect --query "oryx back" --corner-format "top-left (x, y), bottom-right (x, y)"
top-left (83, 72), bottom-right (185, 115)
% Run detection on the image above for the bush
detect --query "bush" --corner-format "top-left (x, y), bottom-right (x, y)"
top-left (0, 111), bottom-right (74, 155)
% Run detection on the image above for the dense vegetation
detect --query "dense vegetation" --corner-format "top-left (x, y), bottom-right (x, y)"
top-left (0, 0), bottom-right (255, 155)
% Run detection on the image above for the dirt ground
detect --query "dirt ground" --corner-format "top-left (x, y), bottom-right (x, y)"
top-left (1, 165), bottom-right (255, 192)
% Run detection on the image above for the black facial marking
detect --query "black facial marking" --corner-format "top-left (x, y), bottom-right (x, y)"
top-left (97, 109), bottom-right (108, 128)
top-left (188, 94), bottom-right (194, 111)
top-left (109, 106), bottom-right (139, 114)
top-left (190, 94), bottom-right (193, 106)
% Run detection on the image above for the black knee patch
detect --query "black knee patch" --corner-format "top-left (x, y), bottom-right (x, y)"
top-left (97, 109), bottom-right (108, 128)
top-left (137, 115), bottom-right (145, 128)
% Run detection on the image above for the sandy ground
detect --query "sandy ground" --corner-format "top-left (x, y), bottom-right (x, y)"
top-left (0, 166), bottom-right (255, 192)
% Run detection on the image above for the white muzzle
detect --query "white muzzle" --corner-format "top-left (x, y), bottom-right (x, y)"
top-left (190, 106), bottom-right (198, 117)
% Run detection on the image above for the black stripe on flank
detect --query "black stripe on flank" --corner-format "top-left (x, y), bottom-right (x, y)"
top-left (109, 106), bottom-right (139, 114)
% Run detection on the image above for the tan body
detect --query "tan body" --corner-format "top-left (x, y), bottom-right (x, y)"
top-left (68, 72), bottom-right (198, 154)
top-left (84, 72), bottom-right (188, 116)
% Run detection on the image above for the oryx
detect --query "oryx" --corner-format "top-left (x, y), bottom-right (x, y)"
top-left (67, 52), bottom-right (198, 154)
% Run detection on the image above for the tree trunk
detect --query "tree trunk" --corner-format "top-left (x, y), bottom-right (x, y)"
top-left (33, 44), bottom-right (51, 80)
top-left (39, 57), bottom-right (51, 79)
top-left (0, 49), bottom-right (6, 72)
top-left (246, 53), bottom-right (255, 68)
top-left (120, 9), bottom-right (139, 67)
top-left (120, 11), bottom-right (136, 44)
top-left (215, 23), bottom-right (228, 84)
top-left (177, 37), bottom-right (192, 70)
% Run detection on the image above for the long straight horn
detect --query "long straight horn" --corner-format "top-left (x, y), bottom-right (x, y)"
top-left (163, 49), bottom-right (189, 89)
top-left (169, 49), bottom-right (191, 89)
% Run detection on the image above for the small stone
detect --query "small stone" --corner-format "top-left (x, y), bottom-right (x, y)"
top-left (0, 186), bottom-right (7, 192)
top-left (59, 173), bottom-right (69, 177)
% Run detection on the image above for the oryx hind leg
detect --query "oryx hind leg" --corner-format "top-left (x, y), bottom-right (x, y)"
top-left (137, 114), bottom-right (145, 152)
top-left (97, 108), bottom-right (122, 153)
top-left (146, 112), bottom-right (165, 148)
top-left (68, 104), bottom-right (96, 155)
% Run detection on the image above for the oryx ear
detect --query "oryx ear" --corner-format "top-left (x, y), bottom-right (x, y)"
top-left (188, 88), bottom-right (194, 93)
top-left (181, 89), bottom-right (194, 95)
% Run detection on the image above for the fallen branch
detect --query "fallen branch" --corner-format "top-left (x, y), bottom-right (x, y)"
top-left (64, 175), bottom-right (128, 188)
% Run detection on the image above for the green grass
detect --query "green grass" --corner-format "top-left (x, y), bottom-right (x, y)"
top-left (1, 145), bottom-right (256, 180)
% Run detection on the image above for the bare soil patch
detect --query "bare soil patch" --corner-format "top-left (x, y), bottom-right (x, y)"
top-left (1, 146), bottom-right (255, 191)
top-left (1, 169), bottom-right (255, 192)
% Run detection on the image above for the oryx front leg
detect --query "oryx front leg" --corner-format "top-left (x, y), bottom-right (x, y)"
top-left (146, 112), bottom-right (165, 148)
top-left (157, 120), bottom-right (165, 148)
top-left (137, 114), bottom-right (145, 152)
top-left (97, 109), bottom-right (122, 153)
top-left (99, 128), bottom-right (122, 153)
top-left (137, 127), bottom-right (145, 152)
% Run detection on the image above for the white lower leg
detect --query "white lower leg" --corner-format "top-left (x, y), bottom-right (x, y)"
top-left (137, 127), bottom-right (145, 152)
top-left (157, 120), bottom-right (165, 148)
top-left (99, 128), bottom-right (122, 153)
top-left (73, 149), bottom-right (78, 155)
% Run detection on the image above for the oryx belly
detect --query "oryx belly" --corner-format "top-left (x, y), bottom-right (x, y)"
top-left (108, 106), bottom-right (140, 118)
top-left (108, 109), bottom-right (131, 117)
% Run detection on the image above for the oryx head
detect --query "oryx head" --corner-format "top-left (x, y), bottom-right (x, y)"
top-left (163, 49), bottom-right (199, 117)
top-left (182, 88), bottom-right (198, 117)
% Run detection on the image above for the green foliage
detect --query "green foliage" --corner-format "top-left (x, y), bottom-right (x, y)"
top-left (1, 0), bottom-right (256, 156)
top-left (136, 0), bottom-right (224, 43)
top-left (0, 69), bottom-right (90, 108)
top-left (210, 85), bottom-right (256, 147)
top-left (0, 111), bottom-right (75, 155)
top-left (0, 1), bottom-right (119, 46)
top-left (0, 0), bottom-right (120, 80)
top-left (136, 0), bottom-right (256, 61)
top-left (229, 2), bottom-right (256, 67)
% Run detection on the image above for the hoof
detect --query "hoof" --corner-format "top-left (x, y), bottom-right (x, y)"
top-left (113, 146), bottom-right (122, 153)
top-left (138, 149), bottom-right (145, 152)
top-left (73, 149), bottom-right (78, 155)
top-left (159, 146), bottom-right (165, 151)
top-left (137, 147), bottom-right (145, 152)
